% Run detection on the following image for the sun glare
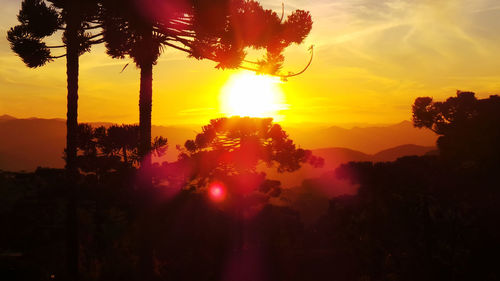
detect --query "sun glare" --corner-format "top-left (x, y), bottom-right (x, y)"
top-left (220, 72), bottom-right (287, 120)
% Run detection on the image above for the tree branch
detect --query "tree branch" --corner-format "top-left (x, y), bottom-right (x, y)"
top-left (243, 59), bottom-right (261, 65)
top-left (50, 54), bottom-right (67, 58)
top-left (87, 32), bottom-right (103, 40)
top-left (275, 45), bottom-right (314, 80)
top-left (280, 3), bottom-right (285, 22)
top-left (89, 39), bottom-right (104, 45)
top-left (163, 42), bottom-right (192, 54)
top-left (47, 45), bottom-right (67, 48)
top-left (83, 24), bottom-right (103, 30)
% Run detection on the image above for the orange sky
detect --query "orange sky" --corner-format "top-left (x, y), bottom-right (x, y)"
top-left (1, 0), bottom-right (500, 126)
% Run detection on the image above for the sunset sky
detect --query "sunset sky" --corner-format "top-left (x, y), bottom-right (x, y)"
top-left (1, 0), bottom-right (500, 126)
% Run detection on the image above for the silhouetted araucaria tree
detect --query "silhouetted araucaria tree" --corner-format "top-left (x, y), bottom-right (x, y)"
top-left (7, 1), bottom-right (103, 280)
top-left (76, 123), bottom-right (168, 173)
top-left (164, 116), bottom-right (323, 204)
top-left (7, 0), bottom-right (104, 173)
top-left (101, 0), bottom-right (313, 173)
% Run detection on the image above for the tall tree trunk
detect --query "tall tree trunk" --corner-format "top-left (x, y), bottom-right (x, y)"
top-left (137, 26), bottom-right (155, 281)
top-left (65, 1), bottom-right (80, 280)
top-left (139, 61), bottom-right (153, 168)
top-left (65, 0), bottom-right (79, 175)
top-left (138, 23), bottom-right (154, 187)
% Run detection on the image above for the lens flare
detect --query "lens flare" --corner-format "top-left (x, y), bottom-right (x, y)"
top-left (209, 183), bottom-right (226, 202)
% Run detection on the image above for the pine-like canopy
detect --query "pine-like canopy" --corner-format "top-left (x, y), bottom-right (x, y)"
top-left (102, 0), bottom-right (313, 76)
top-left (7, 0), bottom-right (103, 68)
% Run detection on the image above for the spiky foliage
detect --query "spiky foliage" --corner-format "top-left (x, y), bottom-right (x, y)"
top-left (175, 116), bottom-right (323, 184)
top-left (158, 117), bottom-right (323, 212)
top-left (7, 0), bottom-right (60, 67)
top-left (102, 0), bottom-right (312, 74)
top-left (7, 0), bottom-right (102, 67)
top-left (76, 123), bottom-right (168, 172)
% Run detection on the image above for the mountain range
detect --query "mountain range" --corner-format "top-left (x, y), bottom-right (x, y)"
top-left (0, 115), bottom-right (437, 173)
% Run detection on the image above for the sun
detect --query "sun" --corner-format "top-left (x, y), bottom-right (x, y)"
top-left (219, 72), bottom-right (287, 120)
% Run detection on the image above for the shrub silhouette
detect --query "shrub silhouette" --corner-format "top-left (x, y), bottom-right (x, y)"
top-left (76, 123), bottom-right (167, 174)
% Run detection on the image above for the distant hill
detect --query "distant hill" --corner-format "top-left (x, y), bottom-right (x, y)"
top-left (0, 118), bottom-right (66, 171)
top-left (0, 114), bottom-right (16, 121)
top-left (0, 116), bottom-right (437, 172)
top-left (313, 147), bottom-right (372, 165)
top-left (313, 144), bottom-right (436, 170)
top-left (0, 116), bottom-right (197, 171)
top-left (373, 144), bottom-right (436, 162)
top-left (286, 120), bottom-right (437, 154)
top-left (264, 144), bottom-right (436, 188)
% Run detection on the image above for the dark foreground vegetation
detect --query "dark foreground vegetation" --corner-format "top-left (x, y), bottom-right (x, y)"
top-left (1, 92), bottom-right (500, 281)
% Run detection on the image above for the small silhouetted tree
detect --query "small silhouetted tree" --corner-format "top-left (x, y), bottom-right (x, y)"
top-left (167, 116), bottom-right (323, 205)
top-left (412, 91), bottom-right (500, 164)
top-left (76, 123), bottom-right (167, 173)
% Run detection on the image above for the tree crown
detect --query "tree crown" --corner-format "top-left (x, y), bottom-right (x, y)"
top-left (7, 0), bottom-right (103, 68)
top-left (412, 91), bottom-right (500, 162)
top-left (102, 0), bottom-right (313, 77)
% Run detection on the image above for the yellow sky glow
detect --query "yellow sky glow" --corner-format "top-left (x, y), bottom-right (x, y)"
top-left (1, 0), bottom-right (500, 126)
